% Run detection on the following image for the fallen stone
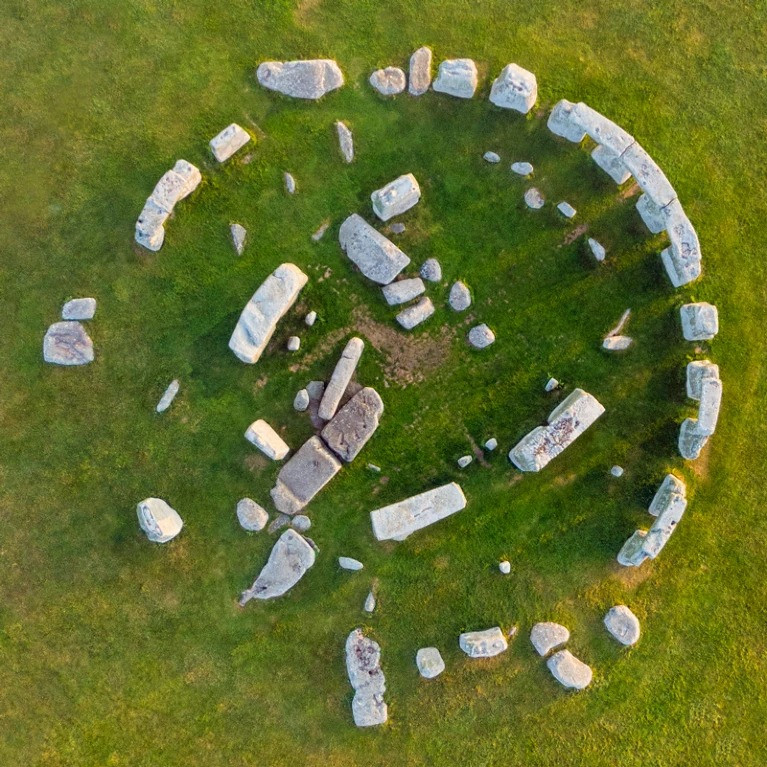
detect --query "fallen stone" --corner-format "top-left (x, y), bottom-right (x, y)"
top-left (137, 497), bottom-right (183, 543)
top-left (209, 123), bottom-right (250, 163)
top-left (369, 66), bottom-right (406, 95)
top-left (678, 418), bottom-right (709, 460)
top-left (389, 222), bottom-right (406, 234)
top-left (457, 455), bottom-right (473, 468)
top-left (311, 223), bottom-right (329, 242)
top-left (530, 622), bottom-right (570, 656)
top-left (43, 321), bottom-right (94, 366)
top-left (267, 513), bottom-right (291, 535)
top-left (604, 605), bottom-right (640, 646)
top-left (408, 47), bottom-right (433, 96)
top-left (459, 627), bottom-right (508, 658)
top-left (546, 650), bottom-right (592, 690)
top-left (396, 297), bottom-right (435, 330)
top-left (306, 380), bottom-right (326, 430)
top-left (557, 201), bottom-right (577, 219)
top-left (229, 263), bottom-right (308, 364)
top-left (382, 277), bottom-right (425, 306)
top-left (292, 514), bottom-right (311, 532)
top-left (346, 629), bottom-right (387, 727)
top-left (305, 310), bottom-right (317, 326)
top-left (489, 63), bottom-right (537, 113)
top-left (635, 193), bottom-right (666, 234)
top-left (621, 142), bottom-right (677, 209)
top-left (156, 379), bottom-right (180, 413)
top-left (284, 172), bottom-right (296, 194)
top-left (237, 498), bottom-right (268, 532)
top-left (319, 337), bottom-right (364, 420)
top-left (603, 335), bottom-right (633, 351)
top-left (370, 482), bottom-right (467, 541)
top-left (270, 436), bottom-right (343, 514)
top-left (591, 144), bottom-right (631, 184)
top-left (230, 223), bottom-right (247, 255)
top-left (363, 591), bottom-right (376, 613)
top-left (367, 463), bottom-right (381, 473)
top-left (287, 336), bottom-right (300, 352)
top-left (371, 173), bottom-right (421, 222)
top-left (499, 560), bottom-right (511, 574)
top-left (660, 200), bottom-right (702, 287)
top-left (420, 258), bottom-right (442, 282)
top-left (147, 160), bottom-right (201, 215)
top-left (294, 388), bottom-right (310, 412)
top-left (240, 529), bottom-right (315, 603)
top-left (416, 647), bottom-right (445, 678)
top-left (245, 419), bottom-right (290, 460)
top-left (686, 360), bottom-right (720, 401)
top-left (511, 161), bottom-right (533, 176)
top-left (448, 281), bottom-right (471, 311)
top-left (648, 473), bottom-right (687, 518)
top-left (545, 377), bottom-right (559, 392)
top-left (606, 308), bottom-right (632, 338)
top-left (335, 120), bottom-right (354, 163)
top-left (588, 237), bottom-right (606, 262)
top-left (256, 59), bottom-right (344, 99)
top-left (547, 99), bottom-right (586, 143)
top-left (484, 437), bottom-right (498, 451)
top-left (339, 214), bottom-right (410, 284)
top-left (322, 387), bottom-right (383, 462)
top-left (483, 151), bottom-right (501, 163)
top-left (339, 555), bottom-right (364, 571)
top-left (611, 465), bottom-right (624, 478)
top-left (61, 297), bottom-right (96, 320)
top-left (432, 58), bottom-right (478, 99)
top-left (468, 324), bottom-right (495, 349)
top-left (680, 302), bottom-right (718, 341)
top-left (524, 187), bottom-right (545, 209)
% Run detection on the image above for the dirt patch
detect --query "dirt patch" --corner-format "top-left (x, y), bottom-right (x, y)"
top-left (562, 223), bottom-right (588, 246)
top-left (691, 441), bottom-right (711, 480)
top-left (294, 0), bottom-right (323, 26)
top-left (244, 453), bottom-right (269, 474)
top-left (620, 181), bottom-right (640, 200)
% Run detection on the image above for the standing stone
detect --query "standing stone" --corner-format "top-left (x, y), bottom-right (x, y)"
top-left (530, 622), bottom-right (570, 656)
top-left (408, 47), bottom-right (433, 96)
top-left (545, 377), bottom-right (559, 392)
top-left (335, 121), bottom-right (354, 163)
top-left (371, 173), bottom-right (421, 221)
top-left (547, 99), bottom-right (586, 143)
top-left (635, 193), bottom-right (666, 234)
top-left (305, 310), bottom-right (318, 327)
top-left (287, 335), bottom-right (300, 352)
top-left (209, 123), bottom-right (251, 163)
top-left (604, 605), bottom-right (641, 646)
top-left (557, 201), bottom-right (577, 219)
top-left (416, 647), bottom-right (445, 678)
top-left (448, 281), bottom-right (471, 311)
top-left (546, 650), bottom-right (592, 690)
top-left (230, 223), bottom-right (247, 255)
top-left (611, 465), bottom-right (624, 477)
top-left (524, 187), bottom-right (545, 209)
top-left (648, 474), bottom-right (687, 518)
top-left (135, 198), bottom-right (169, 251)
top-left (256, 60), bottom-right (344, 99)
top-left (339, 214), bottom-right (411, 284)
top-left (697, 376), bottom-right (722, 435)
top-left (483, 151), bottom-right (501, 164)
top-left (686, 360), bottom-right (720, 401)
top-left (420, 258), bottom-right (442, 282)
top-left (680, 302), bottom-right (719, 341)
top-left (294, 388), bottom-right (310, 412)
top-left (489, 63), bottom-right (537, 113)
top-left (603, 335), bottom-right (633, 351)
top-left (382, 277), bottom-right (425, 306)
top-left (61, 297), bottom-right (97, 320)
top-left (457, 455), bottom-right (473, 469)
top-left (432, 59), bottom-right (478, 99)
top-left (468, 324), bottom-right (495, 349)
top-left (322, 387), bottom-right (384, 462)
top-left (137, 497), bottom-right (183, 543)
top-left (43, 321), bottom-right (94, 366)
top-left (396, 297), bottom-right (435, 330)
top-left (363, 590), bottom-right (376, 613)
top-left (240, 529), bottom-right (315, 603)
top-left (339, 556), bottom-right (364, 571)
top-left (346, 629), bottom-right (388, 727)
top-left (291, 514), bottom-right (311, 533)
top-left (369, 67), bottom-right (406, 95)
top-left (155, 379), bottom-right (180, 413)
top-left (244, 419), bottom-right (290, 460)
top-left (511, 161), bottom-right (534, 176)
top-left (284, 172), bottom-right (296, 194)
top-left (236, 498), bottom-right (268, 532)
top-left (588, 238), bottom-right (606, 262)
top-left (499, 560), bottom-right (511, 574)
top-left (591, 144), bottom-right (631, 184)
top-left (484, 437), bottom-right (498, 451)
top-left (459, 627), bottom-right (508, 658)
top-left (311, 222), bottom-right (329, 242)
top-left (319, 337), bottom-right (365, 420)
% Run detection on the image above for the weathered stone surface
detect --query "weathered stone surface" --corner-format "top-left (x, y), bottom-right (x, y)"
top-left (370, 482), bottom-right (467, 541)
top-left (135, 198), bottom-right (169, 251)
top-left (468, 324), bottom-right (495, 349)
top-left (245, 419), bottom-right (290, 460)
top-left (319, 337), bottom-right (364, 420)
top-left (305, 310), bottom-right (318, 326)
top-left (146, 160), bottom-right (201, 215)
top-left (209, 123), bottom-right (250, 163)
top-left (137, 497), bottom-right (183, 543)
top-left (547, 99), bottom-right (586, 143)
top-left (408, 47), bottom-right (433, 96)
top-left (346, 629), bottom-right (387, 727)
top-left (284, 172), bottom-right (296, 194)
top-left (43, 321), bottom-right (94, 366)
top-left (371, 173), bottom-right (421, 221)
top-left (229, 263), bottom-right (308, 364)
top-left (588, 237), bottom-right (606, 262)
top-left (483, 151), bottom-right (501, 163)
top-left (457, 455), bottom-right (473, 468)
top-left (382, 277), bottom-right (425, 306)
top-left (611, 465), bottom-right (624, 477)
top-left (420, 258), bottom-right (442, 282)
top-left (270, 436), bottom-right (343, 514)
top-left (499, 560), bottom-right (511, 574)
top-left (236, 497), bottom-right (268, 532)
top-left (61, 297), bottom-right (96, 320)
top-left (416, 647), bottom-right (445, 678)
top-left (339, 214), bottom-right (410, 284)
top-left (156, 379), bottom-right (180, 413)
top-left (448, 281), bottom-right (471, 311)
top-left (369, 67), bottom-right (406, 95)
top-left (546, 650), bottom-right (592, 690)
top-left (322, 387), bottom-right (383, 462)
top-left (686, 360), bottom-right (720, 401)
top-left (364, 591), bottom-right (376, 612)
top-left (604, 605), bottom-right (640, 646)
top-left (678, 418), bottom-right (709, 460)
top-left (240, 529), bottom-right (315, 603)
top-left (680, 302), bottom-right (718, 341)
top-left (459, 627), bottom-right (508, 658)
top-left (592, 144), bottom-right (631, 185)
top-left (311, 222), bottom-right (329, 242)
top-left (524, 187), bottom-right (545, 209)
top-left (603, 335), bottom-right (633, 351)
top-left (509, 388), bottom-right (605, 472)
top-left (660, 199), bottom-right (702, 287)
top-left (635, 193), bottom-right (665, 234)
top-left (648, 473), bottom-right (687, 518)
top-left (432, 58), bottom-right (478, 99)
top-left (286, 335), bottom-right (300, 352)
top-left (697, 376), bottom-right (722, 435)
top-left (268, 513), bottom-right (291, 535)
top-left (484, 437), bottom-right (498, 451)
top-left (294, 388), bottom-right (310, 412)
top-left (389, 222), bottom-right (406, 234)
top-left (256, 59), bottom-right (344, 99)
top-left (396, 297), bottom-right (435, 330)
top-left (339, 556), bottom-right (364, 571)
top-left (489, 63), bottom-right (537, 113)
top-left (511, 161), bottom-right (534, 176)
top-left (545, 377), bottom-right (559, 392)
top-left (530, 622), bottom-right (570, 656)
top-left (557, 201), bottom-right (577, 219)
top-left (572, 102), bottom-right (635, 156)
top-left (230, 223), bottom-right (247, 255)
top-left (621, 142), bottom-right (677, 209)
top-left (292, 514), bottom-right (311, 532)
top-left (335, 121), bottom-right (354, 163)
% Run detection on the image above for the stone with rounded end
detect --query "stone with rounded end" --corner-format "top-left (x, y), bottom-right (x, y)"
top-left (604, 605), bottom-right (640, 646)
top-left (156, 379), bottom-right (180, 413)
top-left (530, 622), bottom-right (570, 656)
top-left (448, 281), bottom-right (471, 311)
top-left (287, 336), bottom-right (300, 352)
top-left (339, 556), bottom-right (364, 571)
top-left (499, 560), bottom-right (511, 574)
top-left (256, 59), bottom-right (344, 99)
top-left (420, 258), bottom-right (442, 282)
top-left (511, 161), bottom-right (534, 176)
top-left (294, 388), bottom-right (310, 412)
top-left (61, 297), bottom-right (96, 320)
top-left (489, 63), bottom-right (537, 113)
top-left (137, 497), bottom-right (183, 543)
top-left (457, 455), bottom-right (473, 468)
top-left (408, 47), bottom-right (432, 96)
top-left (237, 498), bottom-right (268, 532)
top-left (432, 59), bottom-right (478, 99)
top-left (416, 647), bottom-right (445, 678)
top-left (546, 649), bottom-right (592, 689)
top-left (483, 151), bottom-right (501, 163)
top-left (524, 187), bottom-right (545, 209)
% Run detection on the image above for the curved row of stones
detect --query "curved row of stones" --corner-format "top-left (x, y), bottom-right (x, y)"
top-left (47, 54), bottom-right (720, 727)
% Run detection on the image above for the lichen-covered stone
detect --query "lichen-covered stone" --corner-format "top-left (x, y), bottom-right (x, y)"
top-left (256, 59), bottom-right (344, 99)
top-left (371, 173), bottom-right (421, 221)
top-left (236, 498), bottom-right (268, 532)
top-left (396, 297), bottom-right (435, 330)
top-left (530, 622), bottom-right (570, 656)
top-left (369, 67), bottom-right (406, 95)
top-left (604, 605), bottom-right (641, 646)
top-left (680, 302), bottom-right (718, 341)
top-left (489, 63), bottom-right (537, 113)
top-left (339, 214), bottom-right (410, 284)
top-left (346, 629), bottom-right (387, 727)
top-left (432, 58), bottom-right (478, 99)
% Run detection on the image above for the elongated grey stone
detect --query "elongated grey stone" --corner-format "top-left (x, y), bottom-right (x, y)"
top-left (686, 360), bottom-right (719, 401)
top-left (408, 47), bottom-right (432, 96)
top-left (256, 59), bottom-right (344, 99)
top-left (346, 629), bottom-right (387, 727)
top-left (156, 379), bottom-right (180, 413)
top-left (335, 121), bottom-right (354, 163)
top-left (322, 387), bottom-right (383, 462)
top-left (318, 337), bottom-right (364, 421)
top-left (547, 650), bottom-right (592, 689)
top-left (396, 297), bottom-right (434, 330)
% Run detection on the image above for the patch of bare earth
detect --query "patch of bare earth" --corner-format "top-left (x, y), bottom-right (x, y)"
top-left (562, 223), bottom-right (589, 246)
top-left (294, 0), bottom-right (323, 26)
top-left (620, 181), bottom-right (640, 200)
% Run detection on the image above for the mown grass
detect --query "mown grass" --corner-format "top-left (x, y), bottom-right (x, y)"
top-left (0, 1), bottom-right (765, 765)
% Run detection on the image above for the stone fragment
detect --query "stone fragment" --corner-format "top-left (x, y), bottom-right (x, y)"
top-left (468, 324), bottom-right (495, 349)
top-left (370, 482), bottom-right (467, 542)
top-left (511, 161), bottom-right (533, 176)
top-left (346, 629), bottom-right (387, 727)
top-left (635, 193), bottom-right (665, 234)
top-left (319, 337), bottom-right (365, 420)
top-left (364, 590), bottom-right (376, 613)
top-left (686, 360), bottom-right (720, 401)
top-left (432, 58), bottom-right (478, 99)
top-left (591, 144), bottom-right (631, 184)
top-left (484, 438), bottom-right (498, 451)
top-left (284, 172), bottom-right (296, 194)
top-left (459, 627), bottom-right (508, 658)
top-left (457, 455), bottom-right (473, 468)
top-left (524, 187), bottom-right (545, 209)
top-left (382, 277), bottom-right (426, 306)
top-left (416, 647), bottom-right (445, 678)
top-left (287, 335), bottom-right (300, 352)
top-left (209, 123), bottom-right (250, 163)
top-left (483, 151), bottom-right (501, 163)
top-left (369, 67), bottom-right (406, 95)
top-left (603, 335), bottom-right (633, 351)
top-left (339, 214), bottom-right (410, 284)
top-left (61, 297), bottom-right (96, 320)
top-left (448, 281), bottom-right (471, 311)
top-left (499, 560), bottom-right (511, 574)
top-left (322, 387), bottom-right (383, 462)
top-left (245, 419), bottom-right (290, 460)
top-left (335, 120), bottom-right (354, 163)
top-left (489, 63), bottom-right (537, 113)
top-left (546, 650), bottom-right (592, 690)
top-left (305, 310), bottom-right (317, 326)
top-left (137, 497), bottom-right (183, 543)
top-left (678, 418), bottom-right (709, 460)
top-left (256, 59), bottom-right (344, 99)
top-left (396, 297), bottom-right (435, 330)
top-left (680, 302), bottom-right (718, 341)
top-left (420, 258), bottom-right (442, 282)
top-left (557, 201), bottom-right (577, 219)
top-left (229, 263), bottom-right (308, 363)
top-left (311, 223), bottom-right (329, 242)
top-left (43, 321), bottom-right (94, 366)
top-left (547, 99), bottom-right (586, 143)
top-left (604, 605), bottom-right (640, 646)
top-left (660, 200), bottom-right (702, 287)
top-left (237, 498), bottom-right (268, 532)
top-left (292, 514), bottom-right (311, 532)
top-left (621, 143), bottom-right (677, 208)
top-left (270, 436), bottom-right (343, 514)
top-left (339, 556), bottom-right (364, 571)
top-left (588, 237), bottom-right (606, 262)
top-left (240, 529), bottom-right (315, 603)
top-left (230, 223), bottom-right (247, 255)
top-left (530, 622), bottom-right (570, 656)
top-left (156, 379), bottom-right (180, 413)
top-left (268, 513), bottom-right (291, 535)
top-left (294, 388), bottom-right (310, 412)
top-left (545, 377), bottom-right (559, 392)
top-left (408, 47), bottom-right (433, 96)
top-left (611, 465), bottom-right (624, 478)
top-left (648, 474), bottom-right (687, 518)
top-left (371, 173), bottom-right (421, 222)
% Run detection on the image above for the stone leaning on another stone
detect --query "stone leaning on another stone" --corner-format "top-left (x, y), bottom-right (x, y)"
top-left (321, 387), bottom-right (384, 463)
top-left (318, 336), bottom-right (364, 421)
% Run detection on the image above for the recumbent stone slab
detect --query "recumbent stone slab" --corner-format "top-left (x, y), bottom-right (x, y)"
top-left (382, 277), bottom-right (425, 305)
top-left (339, 214), bottom-right (411, 284)
top-left (43, 321), bottom-right (94, 366)
top-left (318, 336), bottom-right (364, 421)
top-left (547, 650), bottom-right (592, 690)
top-left (245, 419), bottom-right (289, 460)
top-left (256, 59), bottom-right (344, 99)
top-left (156, 379), bottom-right (180, 413)
top-left (371, 173), bottom-right (421, 221)
top-left (335, 121), bottom-right (354, 163)
top-left (209, 123), bottom-right (250, 163)
top-left (346, 629), bottom-right (388, 727)
top-left (408, 47), bottom-right (432, 96)
top-left (396, 297), bottom-right (435, 330)
top-left (459, 627), bottom-right (508, 658)
top-left (61, 297), bottom-right (97, 320)
top-left (322, 387), bottom-right (384, 462)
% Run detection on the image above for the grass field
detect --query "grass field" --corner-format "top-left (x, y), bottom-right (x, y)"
top-left (1, 1), bottom-right (766, 765)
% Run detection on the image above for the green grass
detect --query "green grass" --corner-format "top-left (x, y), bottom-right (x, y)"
top-left (1, 1), bottom-right (766, 765)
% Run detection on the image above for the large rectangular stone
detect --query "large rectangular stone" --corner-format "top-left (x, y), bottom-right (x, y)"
top-left (621, 143), bottom-right (677, 208)
top-left (339, 214), bottom-right (410, 284)
top-left (321, 387), bottom-right (383, 462)
top-left (371, 173), bottom-right (421, 221)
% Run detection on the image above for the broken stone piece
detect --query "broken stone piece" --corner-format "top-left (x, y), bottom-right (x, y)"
top-left (209, 123), bottom-right (250, 163)
top-left (499, 560), bottom-right (511, 574)
top-left (371, 173), bottom-right (421, 222)
top-left (137, 497), bottom-right (183, 543)
top-left (294, 388), bottom-right (310, 412)
top-left (511, 161), bottom-right (534, 176)
top-left (611, 465), bottom-right (624, 477)
top-left (524, 187), bottom-right (545, 209)
top-left (603, 335), bottom-right (633, 351)
top-left (680, 302), bottom-right (718, 341)
top-left (291, 514), bottom-right (311, 532)
top-left (459, 627), bottom-right (508, 658)
top-left (319, 337), bottom-right (364, 421)
top-left (588, 238), bottom-right (606, 262)
top-left (287, 336), bottom-right (300, 352)
top-left (364, 591), bottom-right (376, 613)
top-left (457, 455), bottom-right (473, 468)
top-left (346, 629), bottom-right (387, 727)
top-left (484, 437), bottom-right (498, 451)
top-left (256, 59), bottom-right (344, 99)
top-left (339, 556), bottom-right (364, 571)
top-left (420, 258), bottom-right (442, 282)
top-left (155, 379), bottom-right (180, 413)
top-left (245, 419), bottom-right (290, 460)
top-left (557, 201), bottom-right (577, 219)
top-left (61, 297), bottom-right (97, 320)
top-left (483, 151), bottom-right (501, 163)
top-left (305, 310), bottom-right (317, 326)
top-left (545, 377), bottom-right (559, 392)
top-left (230, 223), bottom-right (247, 255)
top-left (284, 172), bottom-right (296, 194)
